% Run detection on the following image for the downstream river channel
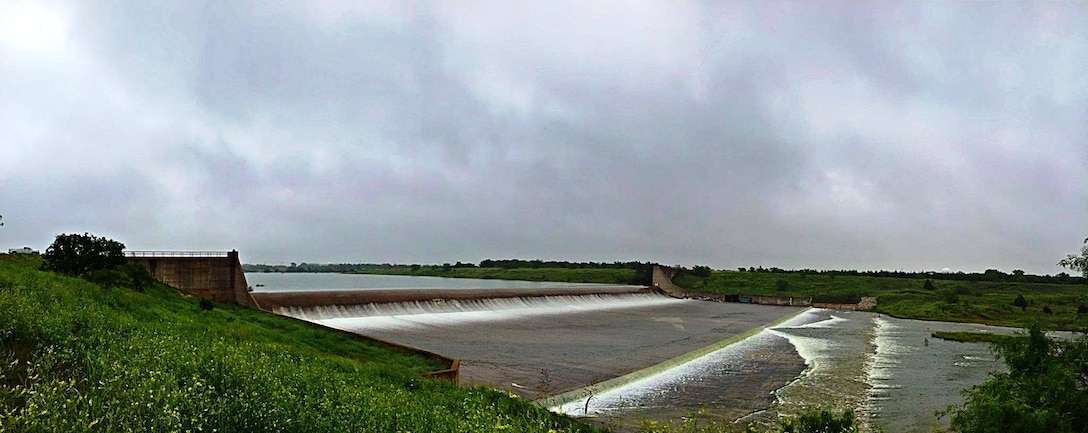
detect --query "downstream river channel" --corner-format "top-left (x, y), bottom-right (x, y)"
top-left (248, 273), bottom-right (1011, 433)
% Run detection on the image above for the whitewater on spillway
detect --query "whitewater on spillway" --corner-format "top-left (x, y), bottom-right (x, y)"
top-left (553, 308), bottom-right (828, 418)
top-left (277, 293), bottom-right (684, 331)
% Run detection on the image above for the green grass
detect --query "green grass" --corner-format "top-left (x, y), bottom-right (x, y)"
top-left (931, 331), bottom-right (1018, 344)
top-left (0, 254), bottom-right (600, 432)
top-left (674, 270), bottom-right (1088, 331)
top-left (354, 266), bottom-right (640, 285)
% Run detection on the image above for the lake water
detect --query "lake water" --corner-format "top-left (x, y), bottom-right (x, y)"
top-left (245, 272), bottom-right (615, 292)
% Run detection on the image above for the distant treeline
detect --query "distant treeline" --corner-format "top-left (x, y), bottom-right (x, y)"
top-left (732, 266), bottom-right (1085, 285)
top-left (243, 260), bottom-right (1084, 286)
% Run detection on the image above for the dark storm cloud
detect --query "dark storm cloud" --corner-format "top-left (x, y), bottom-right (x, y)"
top-left (1, 1), bottom-right (1084, 273)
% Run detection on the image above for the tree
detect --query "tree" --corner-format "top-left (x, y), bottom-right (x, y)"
top-left (690, 265), bottom-right (712, 278)
top-left (42, 233), bottom-right (126, 276)
top-left (1058, 238), bottom-right (1088, 278)
top-left (946, 326), bottom-right (1088, 433)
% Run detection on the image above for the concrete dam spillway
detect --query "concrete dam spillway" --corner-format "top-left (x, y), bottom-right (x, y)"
top-left (248, 275), bottom-right (807, 414)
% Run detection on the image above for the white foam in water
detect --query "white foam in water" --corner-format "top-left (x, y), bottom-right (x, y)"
top-left (766, 309), bottom-right (840, 373)
top-left (554, 308), bottom-right (828, 417)
top-left (866, 315), bottom-right (907, 415)
top-left (868, 316), bottom-right (905, 384)
top-left (555, 329), bottom-right (782, 416)
top-left (278, 293), bottom-right (682, 331)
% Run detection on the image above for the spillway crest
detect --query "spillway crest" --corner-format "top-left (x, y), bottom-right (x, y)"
top-left (277, 293), bottom-right (682, 331)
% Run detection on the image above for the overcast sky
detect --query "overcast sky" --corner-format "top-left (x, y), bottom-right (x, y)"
top-left (1, 1), bottom-right (1085, 274)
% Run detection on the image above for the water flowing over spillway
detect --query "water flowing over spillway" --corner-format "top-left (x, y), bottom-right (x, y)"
top-left (278, 293), bottom-right (682, 331)
top-left (276, 289), bottom-right (804, 409)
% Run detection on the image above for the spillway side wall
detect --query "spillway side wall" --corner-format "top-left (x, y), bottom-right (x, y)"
top-left (127, 252), bottom-right (258, 308)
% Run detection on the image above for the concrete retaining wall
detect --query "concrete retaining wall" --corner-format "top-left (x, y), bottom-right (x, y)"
top-left (269, 311), bottom-right (460, 383)
top-left (813, 297), bottom-right (878, 311)
top-left (689, 293), bottom-right (813, 306)
top-left (127, 251), bottom-right (258, 309)
top-left (652, 265), bottom-right (687, 298)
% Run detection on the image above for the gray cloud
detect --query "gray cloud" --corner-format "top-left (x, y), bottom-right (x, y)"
top-left (1, 0), bottom-right (1084, 274)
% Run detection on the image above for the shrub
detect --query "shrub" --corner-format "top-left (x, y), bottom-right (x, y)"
top-left (85, 269), bottom-right (132, 289)
top-left (199, 298), bottom-right (215, 311)
top-left (123, 263), bottom-right (156, 292)
top-left (1043, 305), bottom-right (1052, 314)
top-left (1014, 294), bottom-right (1028, 311)
top-left (923, 279), bottom-right (936, 291)
top-left (780, 408), bottom-right (859, 433)
top-left (947, 326), bottom-right (1088, 433)
top-left (775, 279), bottom-right (789, 292)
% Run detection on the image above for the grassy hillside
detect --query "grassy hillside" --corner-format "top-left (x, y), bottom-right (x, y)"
top-left (0, 255), bottom-right (599, 432)
top-left (674, 270), bottom-right (1088, 330)
top-left (353, 266), bottom-right (641, 285)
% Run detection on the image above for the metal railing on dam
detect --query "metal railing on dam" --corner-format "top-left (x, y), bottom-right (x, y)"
top-left (126, 250), bottom-right (231, 258)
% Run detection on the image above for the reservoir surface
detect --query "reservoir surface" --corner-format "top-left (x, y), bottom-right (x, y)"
top-left (246, 272), bottom-right (616, 291)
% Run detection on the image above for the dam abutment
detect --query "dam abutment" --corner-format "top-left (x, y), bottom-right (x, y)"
top-left (126, 250), bottom-right (258, 309)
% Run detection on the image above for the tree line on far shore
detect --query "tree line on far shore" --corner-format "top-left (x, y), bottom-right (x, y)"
top-left (244, 260), bottom-right (1085, 286)
top-left (729, 266), bottom-right (1085, 285)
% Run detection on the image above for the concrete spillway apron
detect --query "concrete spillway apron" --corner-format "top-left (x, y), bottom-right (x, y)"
top-left (534, 306), bottom-right (813, 410)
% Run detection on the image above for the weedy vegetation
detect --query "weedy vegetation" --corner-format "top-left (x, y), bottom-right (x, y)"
top-left (0, 253), bottom-right (600, 432)
top-left (671, 270), bottom-right (1088, 331)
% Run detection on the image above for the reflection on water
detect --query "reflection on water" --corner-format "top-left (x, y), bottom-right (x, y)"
top-left (564, 308), bottom-right (1008, 433)
top-left (245, 272), bottom-right (610, 292)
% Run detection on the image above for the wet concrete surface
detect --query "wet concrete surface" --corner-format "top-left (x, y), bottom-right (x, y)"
top-left (314, 295), bottom-right (802, 400)
top-left (570, 331), bottom-right (808, 431)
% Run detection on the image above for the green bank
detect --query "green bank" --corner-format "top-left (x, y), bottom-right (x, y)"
top-left (0, 254), bottom-right (599, 432)
top-left (672, 270), bottom-right (1088, 330)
